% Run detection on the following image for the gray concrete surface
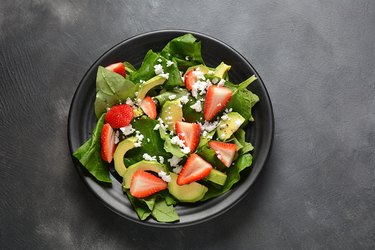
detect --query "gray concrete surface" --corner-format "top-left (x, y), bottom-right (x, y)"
top-left (0, 0), bottom-right (374, 249)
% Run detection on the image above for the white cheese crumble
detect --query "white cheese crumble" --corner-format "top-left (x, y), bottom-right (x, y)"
top-left (191, 80), bottom-right (212, 98)
top-left (168, 156), bottom-right (182, 167)
top-left (221, 114), bottom-right (228, 121)
top-left (157, 58), bottom-right (162, 63)
top-left (179, 95), bottom-right (189, 104)
top-left (220, 133), bottom-right (226, 139)
top-left (190, 100), bottom-right (202, 112)
top-left (217, 79), bottom-right (225, 87)
top-left (114, 131), bottom-right (120, 144)
top-left (158, 171), bottom-right (171, 182)
top-left (212, 78), bottom-right (218, 84)
top-left (120, 124), bottom-right (135, 136)
top-left (166, 60), bottom-right (174, 67)
top-left (143, 153), bottom-right (157, 161)
top-left (154, 64), bottom-right (163, 75)
top-left (168, 94), bottom-right (177, 100)
top-left (185, 56), bottom-right (190, 61)
top-left (193, 70), bottom-right (205, 80)
top-left (158, 156), bottom-right (164, 164)
top-left (235, 119), bottom-right (243, 127)
top-left (125, 97), bottom-right (134, 106)
top-left (153, 124), bottom-right (160, 130)
top-left (208, 70), bottom-right (215, 75)
top-left (202, 131), bottom-right (208, 137)
top-left (181, 147), bottom-right (191, 154)
top-left (200, 120), bottom-right (219, 132)
top-left (172, 166), bottom-right (182, 174)
top-left (147, 138), bottom-right (150, 143)
top-left (159, 73), bottom-right (169, 79)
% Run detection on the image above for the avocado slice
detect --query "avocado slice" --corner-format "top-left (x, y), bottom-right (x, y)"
top-left (137, 75), bottom-right (166, 100)
top-left (217, 112), bottom-right (245, 141)
top-left (113, 137), bottom-right (138, 177)
top-left (160, 100), bottom-right (183, 131)
top-left (214, 62), bottom-right (231, 79)
top-left (123, 160), bottom-right (167, 189)
top-left (205, 169), bottom-right (227, 186)
top-left (184, 64), bottom-right (210, 76)
top-left (168, 173), bottom-right (208, 203)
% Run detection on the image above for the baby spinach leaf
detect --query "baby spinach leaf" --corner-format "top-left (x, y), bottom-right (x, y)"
top-left (159, 128), bottom-right (186, 158)
top-left (123, 118), bottom-right (171, 166)
top-left (161, 34), bottom-right (205, 69)
top-left (126, 190), bottom-right (152, 220)
top-left (94, 66), bottom-right (136, 117)
top-left (151, 198), bottom-right (179, 222)
top-left (73, 115), bottom-right (112, 183)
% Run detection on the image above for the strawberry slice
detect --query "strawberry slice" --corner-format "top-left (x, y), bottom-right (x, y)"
top-left (130, 170), bottom-right (168, 198)
top-left (175, 121), bottom-right (201, 153)
top-left (105, 104), bottom-right (133, 129)
top-left (101, 123), bottom-right (116, 163)
top-left (140, 96), bottom-right (157, 119)
top-left (203, 85), bottom-right (232, 121)
top-left (105, 62), bottom-right (126, 78)
top-left (177, 154), bottom-right (213, 185)
top-left (208, 141), bottom-right (237, 167)
top-left (184, 70), bottom-right (196, 91)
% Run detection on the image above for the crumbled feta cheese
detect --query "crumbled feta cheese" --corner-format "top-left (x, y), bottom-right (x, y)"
top-left (168, 156), bottom-right (181, 167)
top-left (202, 131), bottom-right (208, 137)
top-left (170, 136), bottom-right (180, 145)
top-left (212, 78), bottom-right (218, 84)
top-left (114, 131), bottom-right (120, 144)
top-left (172, 166), bottom-right (182, 174)
top-left (166, 60), bottom-right (174, 67)
top-left (106, 107), bottom-right (111, 111)
top-left (185, 56), bottom-right (190, 61)
top-left (191, 80), bottom-right (212, 98)
top-left (220, 133), bottom-right (226, 139)
top-left (134, 142), bottom-right (142, 147)
top-left (221, 114), bottom-right (228, 121)
top-left (200, 120), bottom-right (219, 132)
top-left (158, 171), bottom-right (171, 182)
top-left (120, 124), bottom-right (135, 136)
top-left (208, 70), bottom-right (215, 75)
top-left (153, 124), bottom-right (160, 130)
top-left (193, 70), bottom-right (205, 80)
top-left (158, 156), bottom-right (164, 164)
top-left (190, 100), bottom-right (202, 112)
top-left (135, 91), bottom-right (139, 96)
top-left (147, 138), bottom-right (150, 143)
top-left (159, 73), bottom-right (169, 79)
top-left (179, 95), bottom-right (189, 104)
top-left (154, 64), bottom-right (163, 75)
top-left (143, 153), bottom-right (157, 161)
top-left (218, 79), bottom-right (225, 87)
top-left (235, 119), bottom-right (243, 127)
top-left (182, 147), bottom-right (191, 154)
top-left (139, 80), bottom-right (145, 84)
top-left (168, 94), bottom-right (177, 100)
top-left (157, 58), bottom-right (162, 63)
top-left (125, 97), bottom-right (134, 106)
top-left (217, 154), bottom-right (222, 159)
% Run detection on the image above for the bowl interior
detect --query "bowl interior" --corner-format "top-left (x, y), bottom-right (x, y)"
top-left (68, 30), bottom-right (274, 227)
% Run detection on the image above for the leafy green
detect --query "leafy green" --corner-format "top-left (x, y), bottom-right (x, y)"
top-left (129, 50), bottom-right (183, 89)
top-left (123, 118), bottom-right (171, 166)
top-left (182, 95), bottom-right (204, 122)
top-left (151, 198), bottom-right (179, 222)
top-left (73, 115), bottom-right (111, 183)
top-left (226, 87), bottom-right (259, 122)
top-left (238, 75), bottom-right (257, 91)
top-left (161, 34), bottom-right (205, 69)
top-left (126, 190), bottom-right (152, 220)
top-left (201, 153), bottom-right (253, 201)
top-left (197, 146), bottom-right (226, 170)
top-left (159, 128), bottom-right (186, 158)
top-left (234, 129), bottom-right (254, 154)
top-left (123, 61), bottom-right (137, 73)
top-left (94, 66), bottom-right (136, 117)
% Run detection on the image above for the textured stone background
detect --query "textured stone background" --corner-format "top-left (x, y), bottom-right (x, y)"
top-left (0, 0), bottom-right (374, 249)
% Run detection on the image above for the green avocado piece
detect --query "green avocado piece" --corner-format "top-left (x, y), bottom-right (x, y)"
top-left (205, 169), bottom-right (227, 186)
top-left (217, 112), bottom-right (245, 141)
top-left (214, 62), bottom-right (231, 78)
top-left (123, 160), bottom-right (167, 189)
top-left (184, 64), bottom-right (209, 76)
top-left (114, 137), bottom-right (137, 177)
top-left (160, 100), bottom-right (183, 131)
top-left (137, 75), bottom-right (166, 100)
top-left (168, 173), bottom-right (208, 203)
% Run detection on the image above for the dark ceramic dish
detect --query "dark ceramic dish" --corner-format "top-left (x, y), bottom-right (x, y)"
top-left (68, 30), bottom-right (274, 227)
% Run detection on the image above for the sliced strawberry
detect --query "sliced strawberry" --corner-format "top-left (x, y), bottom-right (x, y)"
top-left (140, 96), bottom-right (157, 119)
top-left (177, 154), bottom-right (213, 185)
top-left (130, 170), bottom-right (168, 198)
top-left (208, 141), bottom-right (237, 167)
top-left (105, 62), bottom-right (126, 78)
top-left (105, 104), bottom-right (133, 129)
top-left (184, 70), bottom-right (196, 91)
top-left (101, 123), bottom-right (116, 163)
top-left (175, 121), bottom-right (201, 153)
top-left (203, 85), bottom-right (232, 121)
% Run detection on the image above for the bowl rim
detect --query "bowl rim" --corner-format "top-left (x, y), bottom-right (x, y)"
top-left (68, 29), bottom-right (274, 228)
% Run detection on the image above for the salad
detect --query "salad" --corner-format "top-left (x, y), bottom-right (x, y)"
top-left (73, 34), bottom-right (259, 223)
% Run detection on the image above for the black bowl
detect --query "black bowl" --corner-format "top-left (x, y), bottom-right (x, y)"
top-left (68, 30), bottom-right (274, 227)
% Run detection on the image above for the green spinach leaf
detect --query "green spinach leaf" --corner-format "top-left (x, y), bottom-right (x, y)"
top-left (151, 198), bottom-right (179, 222)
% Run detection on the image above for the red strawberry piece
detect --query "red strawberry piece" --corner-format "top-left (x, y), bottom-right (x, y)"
top-left (101, 123), bottom-right (117, 163)
top-left (184, 69), bottom-right (196, 91)
top-left (130, 170), bottom-right (168, 198)
top-left (140, 96), bottom-right (157, 119)
top-left (105, 62), bottom-right (126, 78)
top-left (175, 121), bottom-right (201, 153)
top-left (208, 141), bottom-right (237, 167)
top-left (177, 154), bottom-right (213, 185)
top-left (203, 85), bottom-right (232, 121)
top-left (105, 104), bottom-right (133, 129)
